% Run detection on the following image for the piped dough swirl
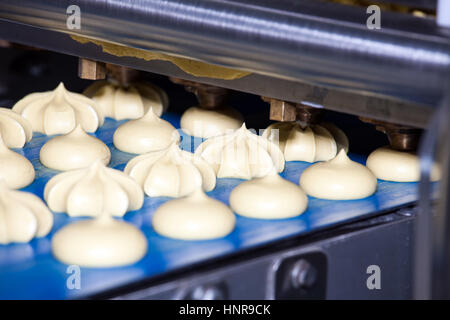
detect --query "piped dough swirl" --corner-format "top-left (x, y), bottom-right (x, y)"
top-left (13, 82), bottom-right (104, 135)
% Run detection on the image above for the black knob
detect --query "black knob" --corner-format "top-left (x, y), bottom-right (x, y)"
top-left (290, 259), bottom-right (317, 289)
top-left (192, 285), bottom-right (225, 300)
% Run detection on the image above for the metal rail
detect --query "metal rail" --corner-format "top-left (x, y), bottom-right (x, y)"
top-left (376, 0), bottom-right (436, 9)
top-left (0, 19), bottom-right (436, 128)
top-left (0, 0), bottom-right (449, 109)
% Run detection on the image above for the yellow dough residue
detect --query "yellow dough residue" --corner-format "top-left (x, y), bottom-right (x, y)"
top-left (71, 35), bottom-right (250, 80)
top-left (0, 181), bottom-right (53, 244)
top-left (195, 123), bottom-right (285, 179)
top-left (0, 107), bottom-right (32, 148)
top-left (0, 132), bottom-right (35, 189)
top-left (125, 143), bottom-right (216, 198)
top-left (113, 108), bottom-right (180, 154)
top-left (180, 106), bottom-right (244, 138)
top-left (40, 125), bottom-right (111, 171)
top-left (153, 187), bottom-right (235, 240)
top-left (263, 122), bottom-right (349, 162)
top-left (83, 80), bottom-right (168, 120)
top-left (13, 83), bottom-right (104, 135)
top-left (367, 146), bottom-right (441, 182)
top-left (229, 168), bottom-right (308, 219)
top-left (44, 160), bottom-right (144, 217)
top-left (300, 149), bottom-right (377, 200)
top-left (51, 211), bottom-right (147, 267)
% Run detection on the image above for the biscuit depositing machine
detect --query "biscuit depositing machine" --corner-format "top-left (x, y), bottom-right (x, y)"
top-left (0, 0), bottom-right (449, 299)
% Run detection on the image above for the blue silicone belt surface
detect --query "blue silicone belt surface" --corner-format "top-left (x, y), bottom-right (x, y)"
top-left (0, 113), bottom-right (420, 299)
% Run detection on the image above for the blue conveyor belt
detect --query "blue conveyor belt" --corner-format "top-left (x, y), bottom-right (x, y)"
top-left (0, 113), bottom-right (421, 299)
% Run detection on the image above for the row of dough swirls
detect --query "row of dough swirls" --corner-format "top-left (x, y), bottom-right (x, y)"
top-left (5, 82), bottom-right (432, 185)
top-left (12, 81), bottom-right (168, 136)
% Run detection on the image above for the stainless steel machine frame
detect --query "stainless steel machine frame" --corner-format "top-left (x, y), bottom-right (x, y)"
top-left (91, 209), bottom-right (415, 300)
top-left (1, 0), bottom-right (449, 126)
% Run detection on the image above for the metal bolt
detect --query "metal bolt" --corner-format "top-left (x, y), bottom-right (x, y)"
top-left (170, 77), bottom-right (228, 109)
top-left (359, 117), bottom-right (422, 151)
top-left (78, 58), bottom-right (106, 80)
top-left (265, 97), bottom-right (297, 122)
top-left (106, 64), bottom-right (140, 86)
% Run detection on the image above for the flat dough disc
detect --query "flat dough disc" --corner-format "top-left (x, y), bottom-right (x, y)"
top-left (113, 108), bottom-right (179, 154)
top-left (229, 170), bottom-right (308, 219)
top-left (152, 189), bottom-right (235, 240)
top-left (366, 146), bottom-right (441, 182)
top-left (180, 106), bottom-right (244, 138)
top-left (40, 125), bottom-right (111, 171)
top-left (52, 218), bottom-right (147, 267)
top-left (300, 150), bottom-right (377, 200)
